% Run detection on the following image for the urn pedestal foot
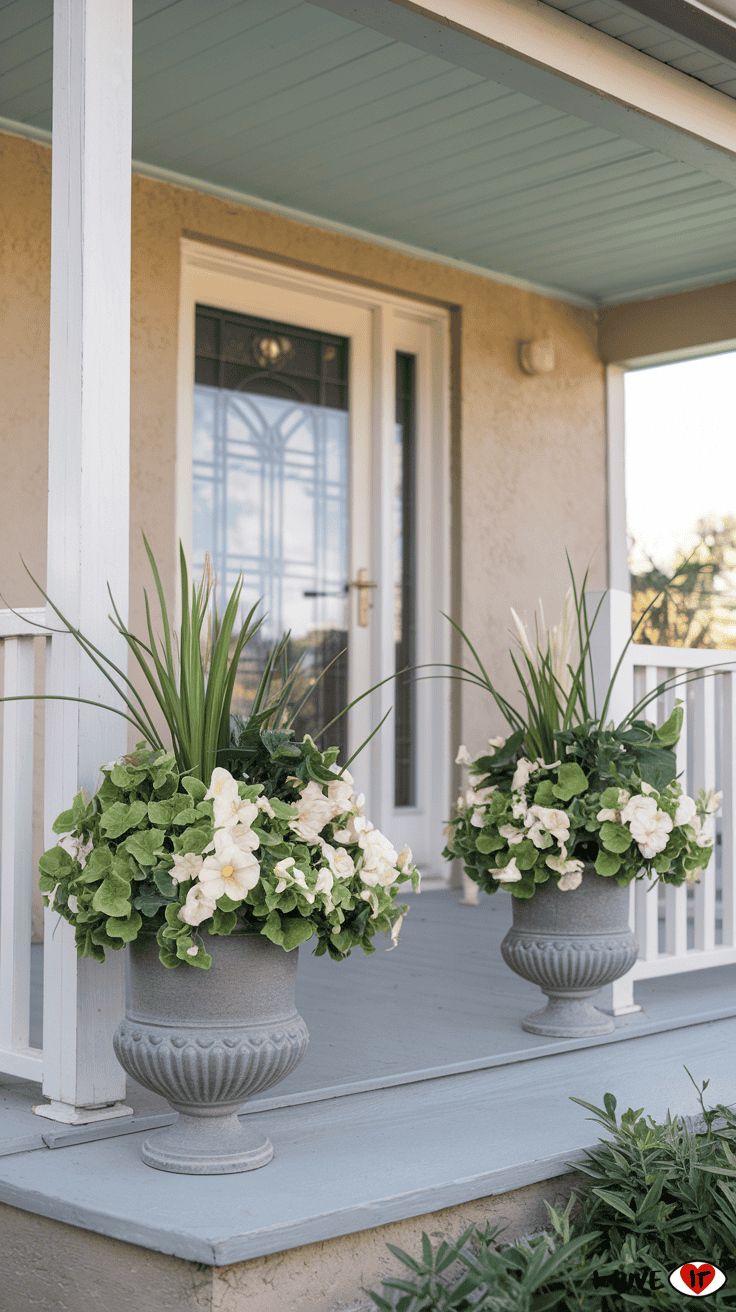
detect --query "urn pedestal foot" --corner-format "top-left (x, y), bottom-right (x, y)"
top-left (520, 989), bottom-right (615, 1038)
top-left (141, 1110), bottom-right (273, 1175)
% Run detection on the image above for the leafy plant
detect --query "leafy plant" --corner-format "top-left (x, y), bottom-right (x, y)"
top-left (366, 1075), bottom-right (736, 1310)
top-left (40, 739), bottom-right (417, 968)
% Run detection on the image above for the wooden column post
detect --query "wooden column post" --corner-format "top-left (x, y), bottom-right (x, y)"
top-left (35, 0), bottom-right (134, 1124)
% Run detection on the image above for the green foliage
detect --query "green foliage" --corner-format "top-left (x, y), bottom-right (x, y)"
top-left (40, 733), bottom-right (416, 969)
top-left (444, 727), bottom-right (713, 900)
top-left (366, 1075), bottom-right (736, 1310)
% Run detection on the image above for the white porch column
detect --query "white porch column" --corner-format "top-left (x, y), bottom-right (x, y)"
top-left (35, 0), bottom-right (133, 1124)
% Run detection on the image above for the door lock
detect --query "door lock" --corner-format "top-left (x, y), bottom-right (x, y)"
top-left (349, 569), bottom-right (377, 626)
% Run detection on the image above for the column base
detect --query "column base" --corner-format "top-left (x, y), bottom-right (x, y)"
top-left (32, 1100), bottom-right (133, 1125)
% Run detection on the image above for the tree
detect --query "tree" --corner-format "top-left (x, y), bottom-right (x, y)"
top-left (631, 515), bottom-right (736, 648)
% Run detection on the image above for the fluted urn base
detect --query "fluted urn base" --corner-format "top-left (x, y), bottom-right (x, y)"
top-left (114, 930), bottom-right (309, 1175)
top-left (141, 1111), bottom-right (273, 1175)
top-left (500, 868), bottom-right (639, 1038)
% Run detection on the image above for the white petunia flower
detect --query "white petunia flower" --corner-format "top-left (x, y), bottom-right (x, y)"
top-left (205, 767), bottom-right (239, 804)
top-left (327, 771), bottom-right (355, 814)
top-left (511, 796), bottom-right (528, 820)
top-left (273, 857), bottom-right (315, 902)
top-left (290, 780), bottom-right (336, 844)
top-left (512, 758), bottom-right (536, 791)
top-left (256, 795), bottom-right (276, 819)
top-left (170, 851), bottom-right (204, 885)
top-left (213, 793), bottom-right (259, 833)
top-left (178, 883), bottom-right (217, 927)
top-left (596, 808), bottom-right (619, 823)
top-left (319, 842), bottom-right (355, 881)
top-left (525, 805), bottom-right (570, 849)
top-left (186, 945), bottom-right (199, 956)
top-left (226, 822), bottom-right (261, 852)
top-left (674, 795), bottom-right (697, 827)
top-left (558, 868), bottom-right (584, 891)
top-left (488, 736), bottom-right (506, 749)
top-left (397, 845), bottom-right (413, 872)
top-left (314, 867), bottom-right (334, 910)
top-left (499, 823), bottom-right (525, 846)
top-left (358, 825), bottom-right (400, 888)
top-left (493, 858), bottom-right (522, 883)
top-left (640, 781), bottom-right (655, 795)
top-left (469, 809), bottom-right (485, 828)
top-left (57, 833), bottom-right (94, 870)
top-left (387, 912), bottom-right (405, 951)
top-left (623, 796), bottom-right (673, 859)
top-left (198, 830), bottom-right (260, 902)
top-left (455, 745), bottom-right (472, 766)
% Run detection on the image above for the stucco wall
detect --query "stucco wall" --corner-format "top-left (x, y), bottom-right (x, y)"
top-left (0, 129), bottom-right (607, 774)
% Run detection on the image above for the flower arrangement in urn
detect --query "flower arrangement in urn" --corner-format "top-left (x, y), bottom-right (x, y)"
top-left (24, 542), bottom-right (418, 1174)
top-left (443, 569), bottom-right (718, 1037)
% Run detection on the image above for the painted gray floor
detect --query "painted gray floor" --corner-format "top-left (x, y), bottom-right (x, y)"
top-left (27, 889), bottom-right (736, 1102)
top-left (1, 1016), bottom-right (734, 1264)
top-left (6, 890), bottom-right (736, 1263)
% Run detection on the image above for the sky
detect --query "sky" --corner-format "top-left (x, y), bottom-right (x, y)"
top-left (625, 351), bottom-right (736, 576)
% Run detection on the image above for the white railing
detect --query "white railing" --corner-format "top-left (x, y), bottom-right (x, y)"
top-left (611, 642), bottom-right (736, 1013)
top-left (0, 608), bottom-right (50, 1080)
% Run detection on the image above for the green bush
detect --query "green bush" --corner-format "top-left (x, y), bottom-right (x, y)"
top-left (366, 1075), bottom-right (736, 1310)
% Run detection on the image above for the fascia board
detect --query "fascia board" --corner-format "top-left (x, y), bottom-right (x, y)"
top-left (311, 0), bottom-right (736, 186)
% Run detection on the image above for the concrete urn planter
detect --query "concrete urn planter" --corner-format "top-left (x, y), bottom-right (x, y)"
top-left (113, 929), bottom-right (309, 1175)
top-left (500, 867), bottom-right (638, 1037)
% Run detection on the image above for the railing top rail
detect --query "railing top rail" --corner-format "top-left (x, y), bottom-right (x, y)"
top-left (0, 608), bottom-right (51, 639)
top-left (629, 643), bottom-right (736, 670)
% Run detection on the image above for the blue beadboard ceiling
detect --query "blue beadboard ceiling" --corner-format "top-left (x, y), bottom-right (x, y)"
top-left (2, 0), bottom-right (736, 304)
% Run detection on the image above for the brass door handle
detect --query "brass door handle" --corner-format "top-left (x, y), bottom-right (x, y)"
top-left (348, 569), bottom-right (377, 626)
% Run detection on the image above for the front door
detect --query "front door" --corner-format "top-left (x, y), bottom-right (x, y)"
top-left (177, 241), bottom-right (450, 876)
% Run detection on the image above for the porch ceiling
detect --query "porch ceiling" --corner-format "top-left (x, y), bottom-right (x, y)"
top-left (4, 0), bottom-right (736, 304)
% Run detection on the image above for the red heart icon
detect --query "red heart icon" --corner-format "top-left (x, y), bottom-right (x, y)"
top-left (680, 1264), bottom-right (716, 1294)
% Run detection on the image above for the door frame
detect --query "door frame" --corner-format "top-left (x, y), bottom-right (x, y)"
top-left (176, 237), bottom-right (451, 877)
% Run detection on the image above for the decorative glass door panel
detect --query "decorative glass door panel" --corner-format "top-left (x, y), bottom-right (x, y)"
top-left (193, 307), bottom-right (350, 759)
top-left (179, 243), bottom-right (449, 875)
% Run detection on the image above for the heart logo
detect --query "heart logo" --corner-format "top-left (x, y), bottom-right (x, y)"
top-left (669, 1263), bottom-right (726, 1297)
top-left (681, 1265), bottom-right (716, 1294)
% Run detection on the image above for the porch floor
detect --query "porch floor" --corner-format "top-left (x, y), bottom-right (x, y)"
top-left (2, 888), bottom-right (736, 1265)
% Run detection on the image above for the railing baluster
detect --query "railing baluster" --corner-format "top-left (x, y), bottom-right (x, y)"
top-left (691, 675), bottom-right (717, 952)
top-left (0, 635), bottom-right (42, 1077)
top-left (721, 672), bottom-right (736, 948)
top-left (635, 875), bottom-right (659, 961)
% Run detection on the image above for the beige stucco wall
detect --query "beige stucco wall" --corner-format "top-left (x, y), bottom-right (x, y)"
top-left (598, 279), bottom-right (736, 365)
top-left (0, 128), bottom-right (608, 777)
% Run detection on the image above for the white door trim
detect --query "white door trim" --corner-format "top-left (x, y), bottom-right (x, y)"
top-left (176, 238), bottom-right (452, 878)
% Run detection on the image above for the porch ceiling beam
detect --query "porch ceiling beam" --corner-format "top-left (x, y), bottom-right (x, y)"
top-left (313, 0), bottom-right (736, 186)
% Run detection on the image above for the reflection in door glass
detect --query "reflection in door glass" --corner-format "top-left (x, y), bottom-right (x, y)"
top-left (193, 306), bottom-right (349, 758)
top-left (394, 352), bottom-right (417, 807)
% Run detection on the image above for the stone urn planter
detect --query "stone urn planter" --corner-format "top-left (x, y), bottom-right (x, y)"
top-left (500, 867), bottom-right (638, 1038)
top-left (113, 929), bottom-right (309, 1175)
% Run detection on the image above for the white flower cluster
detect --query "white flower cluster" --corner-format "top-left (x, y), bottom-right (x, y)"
top-left (496, 758), bottom-right (585, 890)
top-left (596, 784), bottom-right (718, 861)
top-left (175, 766), bottom-right (415, 929)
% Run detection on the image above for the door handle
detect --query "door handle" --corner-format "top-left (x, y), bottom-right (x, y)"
top-left (348, 569), bottom-right (377, 626)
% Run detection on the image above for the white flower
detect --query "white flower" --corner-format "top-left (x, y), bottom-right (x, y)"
top-left (596, 808), bottom-right (619, 823)
top-left (618, 789), bottom-right (630, 808)
top-left (558, 868), bottom-right (584, 891)
top-left (623, 795), bottom-right (673, 859)
top-left (358, 825), bottom-right (399, 887)
top-left (387, 912), bottom-right (405, 951)
top-left (512, 758), bottom-right (536, 791)
top-left (493, 858), bottom-right (522, 883)
top-left (488, 736), bottom-right (506, 749)
top-left (186, 945), bottom-right (199, 956)
top-left (290, 780), bottom-right (336, 844)
top-left (621, 794), bottom-right (657, 828)
top-left (198, 830), bottom-right (260, 901)
top-left (397, 845), bottom-right (413, 872)
top-left (226, 822), bottom-right (261, 852)
top-left (273, 857), bottom-right (315, 902)
top-left (455, 745), bottom-right (472, 766)
top-left (640, 781), bottom-right (655, 795)
top-left (674, 795), bottom-right (697, 827)
top-left (67, 893), bottom-right (78, 914)
top-left (178, 883), bottom-right (217, 926)
top-left (327, 770), bottom-right (354, 814)
top-left (702, 789), bottom-right (723, 815)
top-left (469, 809), bottom-right (485, 828)
top-left (205, 767), bottom-right (239, 804)
top-left (511, 796), bottom-right (528, 819)
top-left (256, 795), bottom-right (276, 819)
top-left (57, 833), bottom-right (93, 869)
top-left (319, 842), bottom-right (355, 880)
top-left (499, 823), bottom-right (525, 846)
top-left (170, 851), bottom-right (204, 885)
top-left (525, 806), bottom-right (570, 849)
top-left (314, 867), bottom-right (334, 910)
top-left (213, 793), bottom-right (259, 833)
